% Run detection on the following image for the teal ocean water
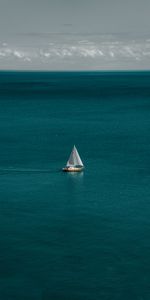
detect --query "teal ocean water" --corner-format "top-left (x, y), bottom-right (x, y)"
top-left (0, 71), bottom-right (150, 300)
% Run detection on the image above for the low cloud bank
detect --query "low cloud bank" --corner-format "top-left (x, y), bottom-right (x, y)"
top-left (0, 34), bottom-right (150, 70)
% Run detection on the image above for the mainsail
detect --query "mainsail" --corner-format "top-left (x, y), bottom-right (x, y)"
top-left (66, 145), bottom-right (84, 167)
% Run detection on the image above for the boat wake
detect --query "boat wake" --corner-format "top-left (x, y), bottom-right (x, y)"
top-left (0, 167), bottom-right (51, 174)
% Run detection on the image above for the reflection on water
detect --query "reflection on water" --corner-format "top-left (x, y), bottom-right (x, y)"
top-left (66, 171), bottom-right (84, 183)
top-left (65, 171), bottom-right (84, 197)
top-left (66, 171), bottom-right (84, 179)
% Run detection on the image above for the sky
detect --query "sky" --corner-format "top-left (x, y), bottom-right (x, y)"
top-left (0, 0), bottom-right (150, 70)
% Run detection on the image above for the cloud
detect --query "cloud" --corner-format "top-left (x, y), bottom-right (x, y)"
top-left (0, 35), bottom-right (150, 69)
top-left (13, 50), bottom-right (25, 58)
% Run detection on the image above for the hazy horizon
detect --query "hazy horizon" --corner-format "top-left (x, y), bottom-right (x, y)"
top-left (0, 0), bottom-right (150, 70)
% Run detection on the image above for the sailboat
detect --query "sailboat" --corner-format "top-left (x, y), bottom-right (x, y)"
top-left (62, 145), bottom-right (84, 172)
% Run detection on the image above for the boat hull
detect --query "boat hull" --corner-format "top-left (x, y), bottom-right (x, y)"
top-left (62, 167), bottom-right (84, 172)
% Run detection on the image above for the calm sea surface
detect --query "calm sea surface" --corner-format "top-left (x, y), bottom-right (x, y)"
top-left (0, 71), bottom-right (150, 300)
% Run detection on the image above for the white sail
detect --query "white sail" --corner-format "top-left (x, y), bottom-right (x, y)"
top-left (66, 146), bottom-right (84, 167)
